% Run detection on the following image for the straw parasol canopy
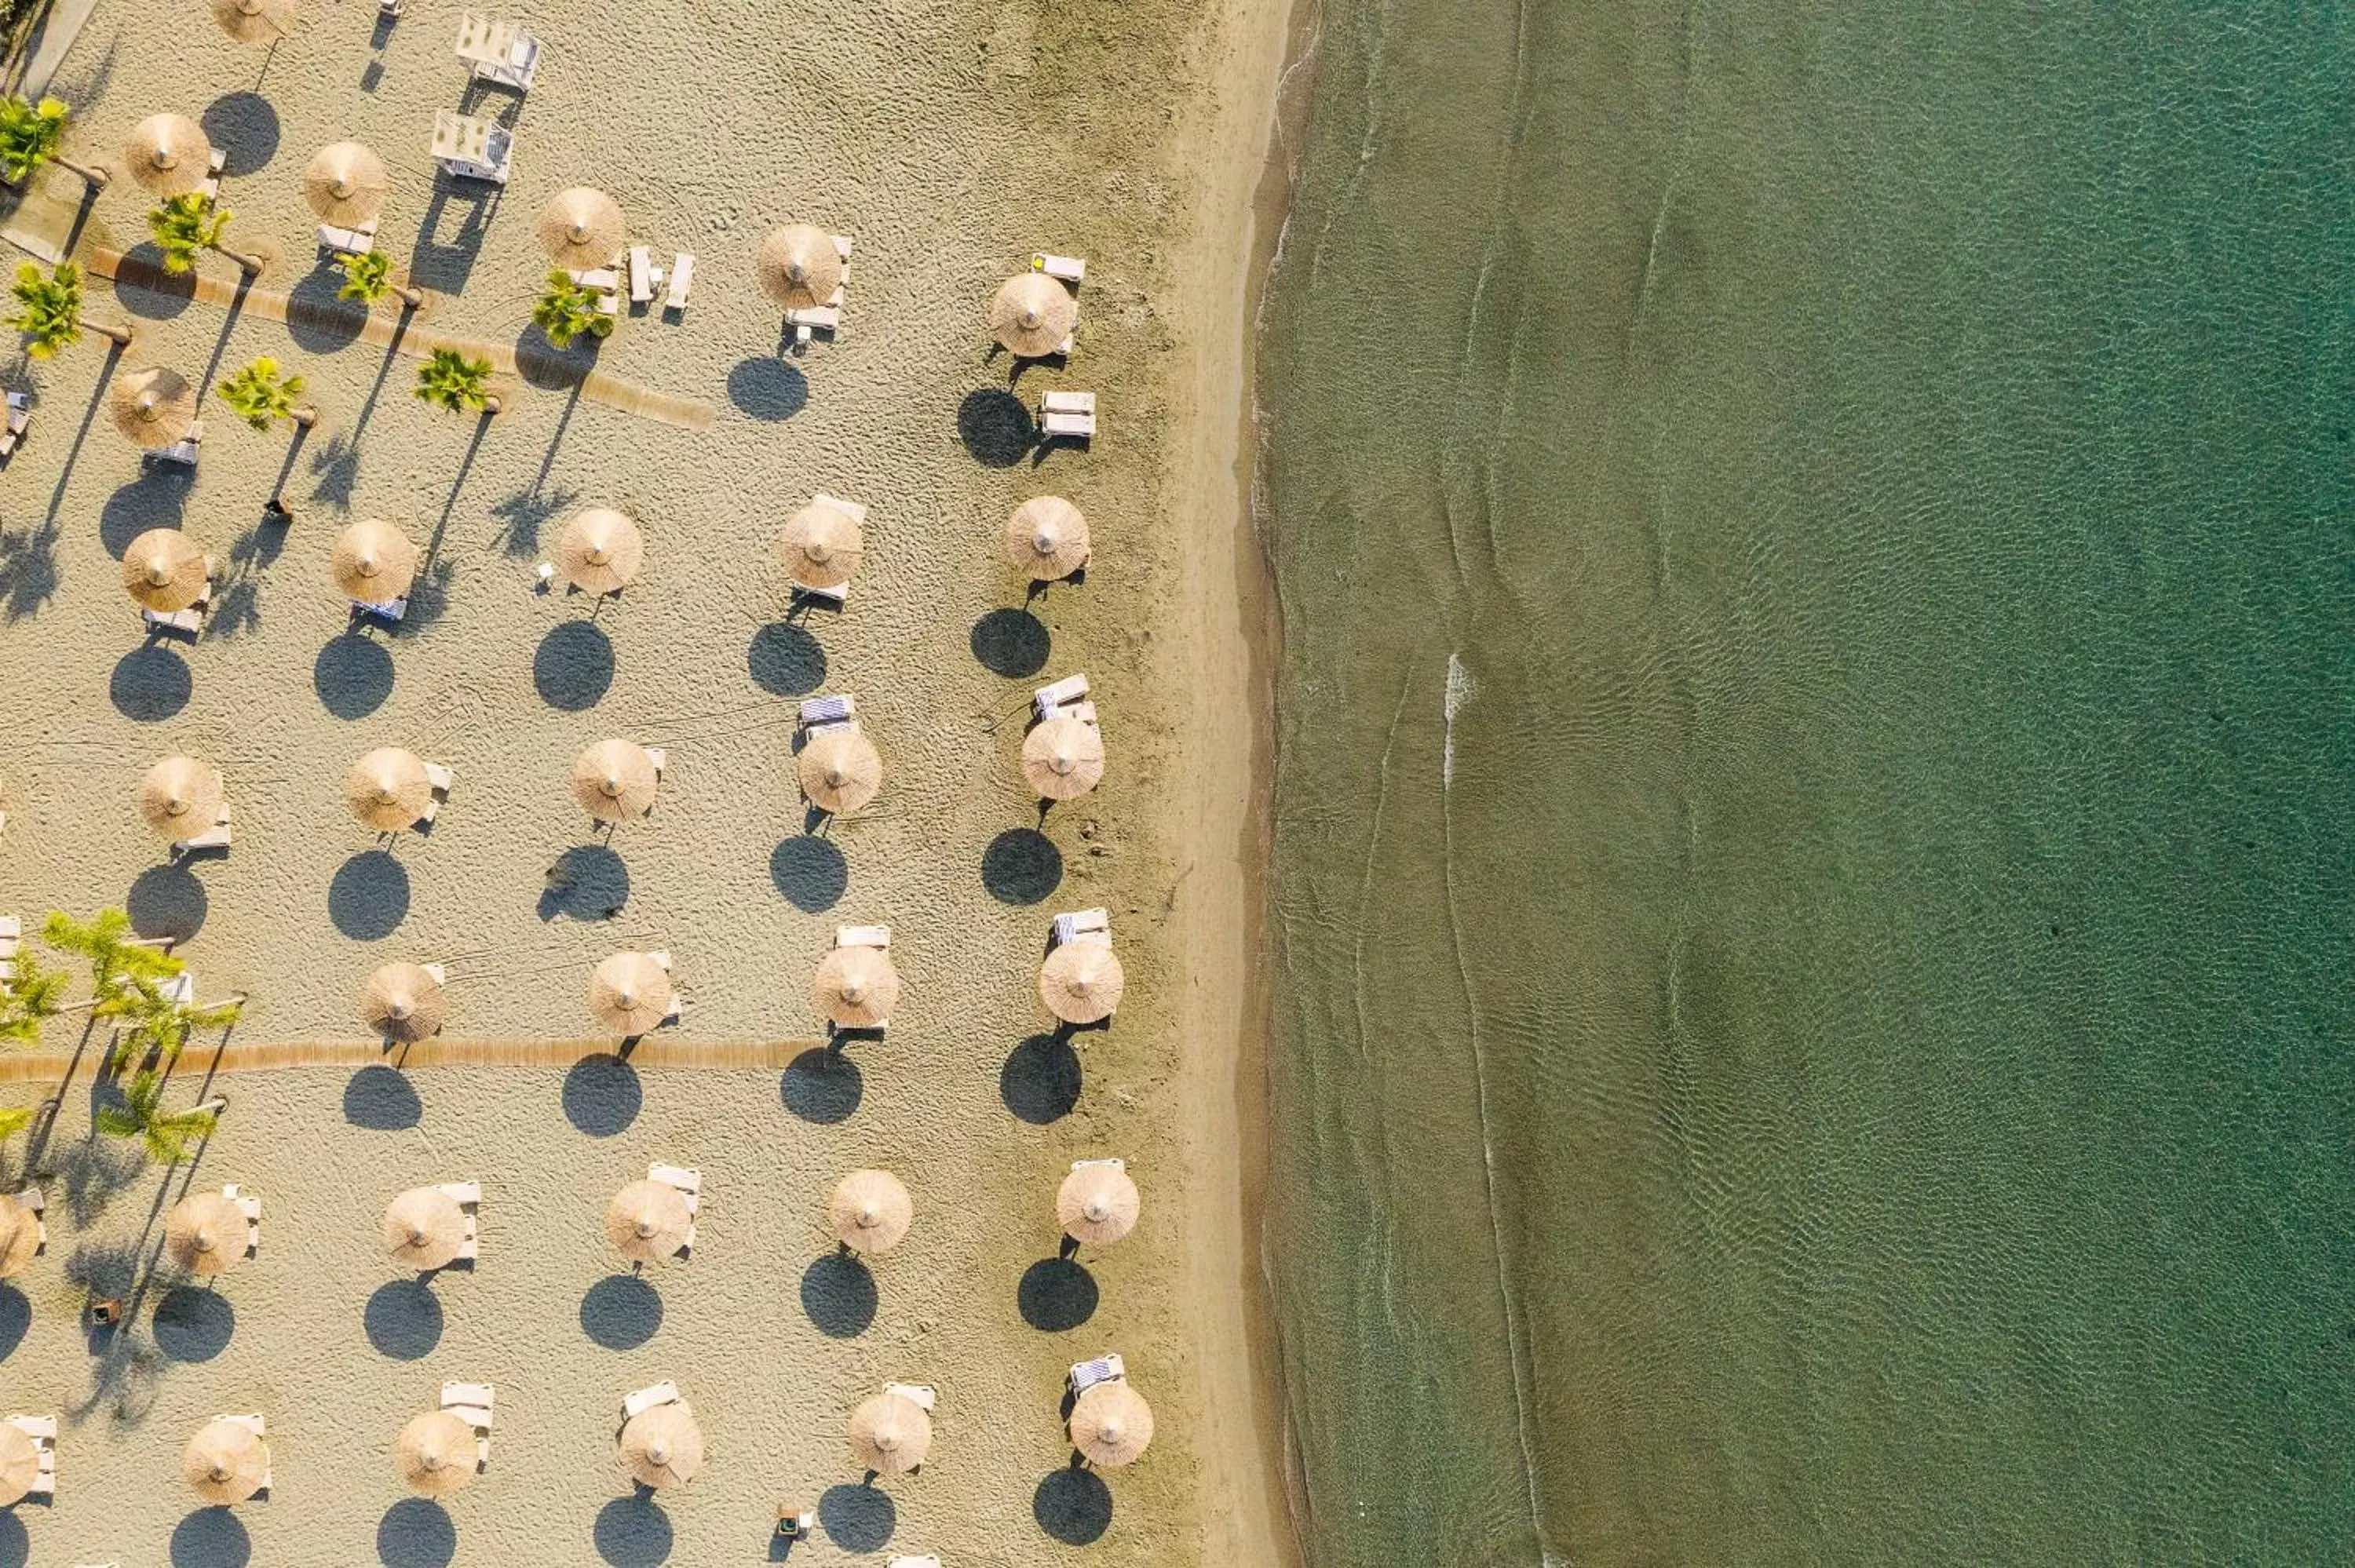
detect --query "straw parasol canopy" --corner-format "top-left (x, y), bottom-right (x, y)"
top-left (344, 746), bottom-right (432, 833)
top-left (589, 951), bottom-right (674, 1037)
top-left (1039, 941), bottom-right (1124, 1025)
top-left (0, 1424), bottom-right (35, 1508)
top-left (571, 738), bottom-right (660, 823)
top-left (555, 506), bottom-right (644, 596)
top-left (1057, 1163), bottom-right (1141, 1246)
top-left (1070, 1380), bottom-right (1154, 1467)
top-left (209, 0), bottom-right (298, 43)
top-left (363, 961), bottom-right (446, 1042)
top-left (330, 518), bottom-right (419, 603)
top-left (988, 271), bottom-right (1079, 357)
top-left (383, 1187), bottom-right (466, 1271)
top-left (184, 1417), bottom-right (270, 1504)
top-left (845, 1391), bottom-right (931, 1475)
top-left (756, 224), bottom-right (844, 312)
top-left (829, 1169), bottom-right (912, 1255)
top-left (606, 1177), bottom-right (692, 1264)
top-left (1022, 717), bottom-right (1105, 800)
top-left (122, 114), bottom-right (214, 197)
top-left (620, 1400), bottom-right (705, 1490)
top-left (165, 1191), bottom-right (246, 1276)
top-left (537, 187), bottom-right (626, 267)
top-left (797, 728), bottom-right (882, 815)
top-left (109, 366), bottom-right (195, 449)
top-left (139, 755), bottom-right (225, 842)
top-left (1005, 495), bottom-right (1090, 581)
top-left (120, 527), bottom-right (209, 613)
top-left (303, 140), bottom-right (389, 224)
top-left (0, 1193), bottom-right (40, 1278)
top-left (776, 501), bottom-right (864, 591)
top-left (395, 1409), bottom-right (477, 1497)
top-left (811, 945), bottom-right (899, 1030)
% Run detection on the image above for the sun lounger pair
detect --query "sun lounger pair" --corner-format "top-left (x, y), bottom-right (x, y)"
top-left (837, 924), bottom-right (889, 951)
top-left (1038, 390), bottom-right (1097, 440)
top-left (1051, 908), bottom-right (1111, 948)
top-left (1033, 253), bottom-right (1087, 284)
top-left (439, 1180), bottom-right (481, 1263)
top-left (148, 419), bottom-right (201, 469)
top-left (883, 1382), bottom-right (937, 1413)
top-left (441, 1382), bottom-right (494, 1468)
top-left (1068, 1353), bottom-right (1125, 1394)
top-left (0, 391), bottom-right (31, 464)
top-left (790, 495), bottom-right (867, 606)
top-left (221, 1184), bottom-right (261, 1258)
top-left (456, 11), bottom-right (540, 90)
top-left (351, 595), bottom-right (408, 625)
top-left (218, 1413), bottom-right (270, 1493)
top-left (143, 555), bottom-right (217, 638)
top-left (652, 1161), bottom-right (699, 1256)
top-left (4, 1415), bottom-right (55, 1500)
top-left (786, 235), bottom-right (856, 344)
top-left (1033, 673), bottom-right (1095, 724)
top-left (412, 763), bottom-right (457, 827)
top-left (0, 915), bottom-right (19, 983)
top-left (197, 148), bottom-right (226, 206)
top-left (623, 1380), bottom-right (681, 1421)
top-left (173, 804), bottom-right (232, 854)
top-left (317, 220), bottom-right (378, 258)
top-left (431, 111), bottom-right (513, 184)
top-left (798, 693), bottom-right (856, 732)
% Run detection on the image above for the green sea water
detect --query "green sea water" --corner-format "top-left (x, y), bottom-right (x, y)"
top-left (1255, 3), bottom-right (2355, 1563)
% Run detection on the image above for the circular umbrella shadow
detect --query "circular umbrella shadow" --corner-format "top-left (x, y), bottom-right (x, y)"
top-left (316, 634), bottom-right (395, 719)
top-left (561, 1053), bottom-right (641, 1136)
top-left (202, 91), bottom-right (280, 173)
top-left (111, 644), bottom-right (192, 720)
top-left (771, 836), bottom-right (847, 913)
top-left (1017, 1257), bottom-right (1098, 1332)
top-left (819, 1483), bottom-right (896, 1552)
top-left (1034, 1464), bottom-right (1114, 1544)
top-left (970, 608), bottom-right (1051, 677)
top-left (593, 1496), bottom-right (673, 1567)
top-left (958, 388), bottom-right (1034, 467)
top-left (1000, 1034), bottom-right (1083, 1124)
top-left (799, 1253), bottom-right (876, 1338)
top-left (580, 1272), bottom-right (663, 1350)
top-left (983, 828), bottom-right (1062, 904)
top-left (344, 1064), bottom-right (422, 1130)
top-left (172, 1508), bottom-right (251, 1568)
top-left (0, 1284), bottom-right (30, 1360)
top-left (747, 622), bottom-right (825, 695)
top-left (0, 1509), bottom-right (21, 1566)
top-left (728, 356), bottom-right (808, 421)
top-left (115, 243), bottom-right (195, 319)
top-left (534, 620), bottom-right (615, 711)
top-left (781, 1047), bottom-right (861, 1124)
top-left (363, 1278), bottom-right (444, 1359)
top-left (285, 267), bottom-right (365, 354)
top-left (127, 862), bottom-right (208, 943)
top-left (152, 1283), bottom-right (236, 1361)
top-left (330, 850), bottom-right (411, 940)
top-left (376, 1497), bottom-right (456, 1568)
top-left (539, 844), bottom-right (630, 921)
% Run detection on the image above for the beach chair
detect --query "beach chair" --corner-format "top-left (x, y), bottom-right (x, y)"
top-left (1033, 673), bottom-right (1090, 722)
top-left (197, 147), bottom-right (226, 204)
top-left (172, 804), bottom-right (232, 854)
top-left (1052, 908), bottom-right (1112, 947)
top-left (0, 915), bottom-right (19, 983)
top-left (216, 1413), bottom-right (270, 1493)
top-left (789, 496), bottom-right (866, 605)
top-left (222, 1184), bottom-right (261, 1257)
top-left (414, 763), bottom-right (455, 826)
top-left (571, 262), bottom-right (620, 292)
top-left (1068, 1354), bottom-right (1123, 1394)
top-left (836, 924), bottom-right (890, 951)
top-left (380, 0), bottom-right (403, 17)
top-left (1038, 390), bottom-right (1097, 439)
top-left (351, 595), bottom-right (408, 625)
top-left (437, 1181), bottom-right (480, 1261)
top-left (665, 253), bottom-right (694, 311)
top-left (441, 1382), bottom-right (494, 1466)
top-left (16, 1184), bottom-right (46, 1258)
top-left (317, 220), bottom-right (378, 257)
top-left (622, 1381), bottom-right (679, 1420)
top-left (431, 111), bottom-right (513, 184)
top-left (627, 246), bottom-right (657, 305)
top-left (0, 391), bottom-right (31, 463)
top-left (786, 304), bottom-right (840, 345)
top-left (882, 1382), bottom-right (937, 1412)
top-left (143, 555), bottom-right (216, 638)
top-left (5, 1415), bottom-right (54, 1499)
top-left (1033, 253), bottom-right (1086, 284)
top-left (456, 12), bottom-right (540, 89)
top-left (152, 419), bottom-right (201, 469)
top-left (798, 693), bottom-right (856, 731)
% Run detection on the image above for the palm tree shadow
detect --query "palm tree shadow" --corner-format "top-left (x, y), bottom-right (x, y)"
top-left (308, 315), bottom-right (408, 507)
top-left (42, 341), bottom-right (122, 530)
top-left (193, 272), bottom-right (254, 403)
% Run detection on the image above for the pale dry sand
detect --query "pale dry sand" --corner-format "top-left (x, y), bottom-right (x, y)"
top-left (0, 0), bottom-right (1295, 1559)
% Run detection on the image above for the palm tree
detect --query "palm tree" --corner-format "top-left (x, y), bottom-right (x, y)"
top-left (148, 192), bottom-right (263, 276)
top-left (217, 356), bottom-right (315, 430)
top-left (0, 1107), bottom-right (34, 1144)
top-left (338, 248), bottom-right (423, 311)
top-left (41, 909), bottom-right (182, 1017)
top-left (9, 261), bottom-right (131, 357)
top-left (414, 347), bottom-right (500, 415)
top-left (0, 948), bottom-right (68, 1045)
top-left (532, 270), bottom-right (613, 350)
top-left (95, 1070), bottom-right (221, 1165)
top-left (0, 95), bottom-right (106, 189)
top-left (108, 984), bottom-right (243, 1075)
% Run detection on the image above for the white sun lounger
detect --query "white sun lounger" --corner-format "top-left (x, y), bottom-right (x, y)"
top-left (648, 1163), bottom-right (700, 1211)
top-left (889, 1557), bottom-right (944, 1568)
top-left (1033, 673), bottom-right (1090, 721)
top-left (0, 390), bottom-right (31, 462)
top-left (665, 253), bottom-right (694, 311)
top-left (1068, 1354), bottom-right (1124, 1393)
top-left (0, 916), bottom-right (19, 983)
top-left (1039, 390), bottom-right (1097, 439)
top-left (1034, 253), bottom-right (1086, 283)
top-left (786, 304), bottom-right (840, 345)
top-left (173, 805), bottom-right (232, 854)
top-left (622, 1381), bottom-right (679, 1420)
top-left (197, 147), bottom-right (226, 204)
top-left (441, 1382), bottom-right (495, 1432)
top-left (571, 264), bottom-right (620, 292)
top-left (436, 1182), bottom-right (481, 1260)
top-left (317, 220), bottom-right (378, 257)
top-left (1052, 909), bottom-right (1111, 946)
top-left (627, 246), bottom-right (656, 304)
top-left (222, 1184), bottom-right (260, 1256)
top-left (6, 1415), bottom-right (55, 1498)
top-left (835, 924), bottom-right (889, 951)
top-left (431, 111), bottom-right (513, 184)
top-left (798, 693), bottom-right (856, 730)
top-left (882, 1383), bottom-right (937, 1412)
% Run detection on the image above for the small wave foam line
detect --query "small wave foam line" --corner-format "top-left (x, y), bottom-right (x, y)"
top-left (0, 1037), bottom-right (814, 1081)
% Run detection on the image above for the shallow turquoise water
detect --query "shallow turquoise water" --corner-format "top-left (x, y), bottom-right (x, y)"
top-left (1256, 3), bottom-right (2355, 1563)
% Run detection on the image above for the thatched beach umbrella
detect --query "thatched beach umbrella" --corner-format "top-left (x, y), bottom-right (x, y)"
top-left (209, 0), bottom-right (298, 43)
top-left (620, 1400), bottom-right (704, 1490)
top-left (0, 1194), bottom-right (40, 1279)
top-left (555, 507), bottom-right (644, 596)
top-left (363, 962), bottom-right (446, 1042)
top-left (797, 728), bottom-right (882, 815)
top-left (571, 739), bottom-right (660, 823)
top-left (606, 1177), bottom-right (691, 1264)
top-left (139, 755), bottom-right (224, 842)
top-left (0, 1424), bottom-right (36, 1508)
top-left (303, 140), bottom-right (389, 224)
top-left (122, 114), bottom-right (213, 198)
top-left (108, 366), bottom-right (195, 449)
top-left (1005, 496), bottom-right (1090, 581)
top-left (1070, 1380), bottom-right (1153, 1467)
top-left (330, 518), bottom-right (419, 603)
top-left (165, 1191), bottom-right (245, 1275)
top-left (756, 224), bottom-right (843, 312)
top-left (383, 1187), bottom-right (466, 1271)
top-left (1057, 1163), bottom-right (1140, 1246)
top-left (776, 500), bottom-right (863, 591)
top-left (537, 187), bottom-right (626, 268)
top-left (1039, 941), bottom-right (1124, 1024)
top-left (344, 747), bottom-right (431, 833)
top-left (812, 945), bottom-right (898, 1030)
top-left (395, 1409), bottom-right (477, 1497)
top-left (845, 1391), bottom-right (930, 1475)
top-left (183, 1418), bottom-right (269, 1504)
top-left (589, 951), bottom-right (673, 1037)
top-left (988, 272), bottom-right (1078, 358)
top-left (1022, 717), bottom-right (1104, 800)
top-left (120, 527), bottom-right (209, 613)
top-left (829, 1169), bottom-right (911, 1255)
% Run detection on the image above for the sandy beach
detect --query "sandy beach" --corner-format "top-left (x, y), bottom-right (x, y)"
top-left (0, 0), bottom-right (1297, 1559)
